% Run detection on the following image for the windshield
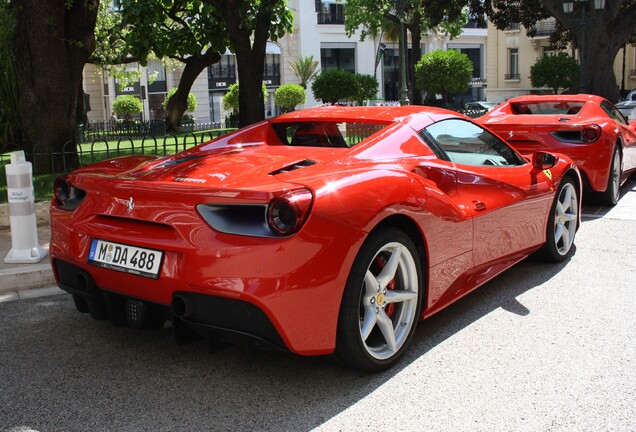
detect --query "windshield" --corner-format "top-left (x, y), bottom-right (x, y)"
top-left (272, 121), bottom-right (387, 148)
top-left (511, 101), bottom-right (585, 115)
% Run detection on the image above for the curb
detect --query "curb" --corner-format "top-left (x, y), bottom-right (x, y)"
top-left (0, 263), bottom-right (56, 293)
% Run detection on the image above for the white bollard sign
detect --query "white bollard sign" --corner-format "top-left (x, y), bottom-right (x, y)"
top-left (4, 150), bottom-right (47, 264)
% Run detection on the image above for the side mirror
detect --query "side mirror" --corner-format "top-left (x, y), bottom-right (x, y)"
top-left (532, 152), bottom-right (558, 171)
top-left (629, 120), bottom-right (636, 129)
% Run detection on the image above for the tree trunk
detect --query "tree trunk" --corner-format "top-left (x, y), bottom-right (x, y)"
top-left (620, 43), bottom-right (626, 94)
top-left (11, 0), bottom-right (98, 174)
top-left (164, 51), bottom-right (221, 133)
top-left (208, 0), bottom-right (278, 127)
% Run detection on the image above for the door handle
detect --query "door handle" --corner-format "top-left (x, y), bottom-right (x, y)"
top-left (472, 200), bottom-right (487, 212)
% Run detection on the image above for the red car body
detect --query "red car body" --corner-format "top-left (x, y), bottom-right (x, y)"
top-left (50, 106), bottom-right (581, 371)
top-left (478, 94), bottom-right (636, 205)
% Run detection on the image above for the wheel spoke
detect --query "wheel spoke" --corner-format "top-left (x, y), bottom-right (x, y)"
top-left (556, 200), bottom-right (565, 217)
top-left (364, 270), bottom-right (379, 297)
top-left (561, 185), bottom-right (572, 211)
top-left (376, 246), bottom-right (401, 289)
top-left (554, 222), bottom-right (564, 244)
top-left (561, 227), bottom-right (571, 249)
top-left (360, 307), bottom-right (378, 342)
top-left (376, 309), bottom-right (397, 353)
top-left (564, 212), bottom-right (577, 222)
top-left (384, 289), bottom-right (417, 304)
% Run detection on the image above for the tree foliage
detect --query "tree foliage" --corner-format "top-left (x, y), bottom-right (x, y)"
top-left (116, 0), bottom-right (226, 131)
top-left (414, 49), bottom-right (473, 102)
top-left (352, 74), bottom-right (379, 104)
top-left (530, 53), bottom-right (579, 94)
top-left (113, 95), bottom-right (143, 120)
top-left (343, 0), bottom-right (476, 105)
top-left (164, 88), bottom-right (198, 113)
top-left (311, 70), bottom-right (379, 105)
top-left (289, 56), bottom-right (320, 89)
top-left (223, 82), bottom-right (268, 112)
top-left (312, 69), bottom-right (357, 104)
top-left (275, 84), bottom-right (306, 112)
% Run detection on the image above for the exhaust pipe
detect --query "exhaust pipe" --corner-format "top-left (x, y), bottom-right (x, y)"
top-left (75, 271), bottom-right (97, 294)
top-left (172, 294), bottom-right (193, 319)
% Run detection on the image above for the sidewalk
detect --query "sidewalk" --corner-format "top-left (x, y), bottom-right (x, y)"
top-left (0, 224), bottom-right (62, 302)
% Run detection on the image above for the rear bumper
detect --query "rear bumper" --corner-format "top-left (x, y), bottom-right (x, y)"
top-left (49, 206), bottom-right (364, 355)
top-left (55, 259), bottom-right (288, 352)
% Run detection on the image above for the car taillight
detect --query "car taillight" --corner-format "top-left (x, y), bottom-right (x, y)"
top-left (54, 176), bottom-right (86, 210)
top-left (581, 125), bottom-right (601, 142)
top-left (267, 189), bottom-right (313, 236)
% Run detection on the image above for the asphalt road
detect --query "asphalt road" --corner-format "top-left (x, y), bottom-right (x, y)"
top-left (1, 186), bottom-right (635, 432)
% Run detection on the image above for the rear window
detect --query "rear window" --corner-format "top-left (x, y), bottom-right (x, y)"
top-left (511, 101), bottom-right (584, 115)
top-left (272, 121), bottom-right (387, 148)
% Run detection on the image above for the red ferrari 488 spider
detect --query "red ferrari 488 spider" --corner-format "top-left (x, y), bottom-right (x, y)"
top-left (478, 94), bottom-right (636, 205)
top-left (50, 106), bottom-right (581, 371)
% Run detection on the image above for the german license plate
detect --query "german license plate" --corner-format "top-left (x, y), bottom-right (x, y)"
top-left (88, 239), bottom-right (163, 279)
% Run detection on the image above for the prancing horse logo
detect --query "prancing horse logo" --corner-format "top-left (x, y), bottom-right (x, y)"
top-left (508, 131), bottom-right (514, 138)
top-left (126, 197), bottom-right (134, 213)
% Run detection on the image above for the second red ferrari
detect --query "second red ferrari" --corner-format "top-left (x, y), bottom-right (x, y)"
top-left (478, 94), bottom-right (636, 205)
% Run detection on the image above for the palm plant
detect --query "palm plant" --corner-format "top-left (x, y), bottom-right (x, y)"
top-left (290, 55), bottom-right (320, 89)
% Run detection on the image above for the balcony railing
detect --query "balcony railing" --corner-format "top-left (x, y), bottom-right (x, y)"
top-left (317, 11), bottom-right (345, 24)
top-left (208, 65), bottom-right (236, 80)
top-left (532, 20), bottom-right (557, 37)
top-left (631, 69), bottom-right (636, 78)
top-left (505, 73), bottom-right (520, 80)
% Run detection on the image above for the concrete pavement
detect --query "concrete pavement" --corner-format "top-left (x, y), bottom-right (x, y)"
top-left (0, 177), bottom-right (634, 302)
top-left (0, 223), bottom-right (61, 301)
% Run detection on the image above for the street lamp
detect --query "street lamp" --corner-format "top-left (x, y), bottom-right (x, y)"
top-left (399, 22), bottom-right (409, 105)
top-left (562, 0), bottom-right (606, 93)
top-left (396, 0), bottom-right (410, 106)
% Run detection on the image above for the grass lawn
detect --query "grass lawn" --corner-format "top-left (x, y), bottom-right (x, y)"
top-left (0, 128), bottom-right (235, 204)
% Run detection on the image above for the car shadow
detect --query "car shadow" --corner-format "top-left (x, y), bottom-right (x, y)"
top-left (581, 175), bottom-right (636, 220)
top-left (0, 248), bottom-right (575, 432)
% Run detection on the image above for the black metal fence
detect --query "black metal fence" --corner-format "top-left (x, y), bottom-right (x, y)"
top-left (0, 127), bottom-right (237, 195)
top-left (77, 119), bottom-right (238, 143)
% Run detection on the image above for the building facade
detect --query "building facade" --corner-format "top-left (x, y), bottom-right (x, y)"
top-left (485, 18), bottom-right (636, 103)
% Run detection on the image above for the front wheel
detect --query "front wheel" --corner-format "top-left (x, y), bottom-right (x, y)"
top-left (597, 146), bottom-right (621, 206)
top-left (335, 228), bottom-right (423, 372)
top-left (538, 177), bottom-right (579, 262)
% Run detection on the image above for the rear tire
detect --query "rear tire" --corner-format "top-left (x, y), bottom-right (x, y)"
top-left (597, 146), bottom-right (621, 206)
top-left (538, 177), bottom-right (578, 262)
top-left (334, 228), bottom-right (423, 372)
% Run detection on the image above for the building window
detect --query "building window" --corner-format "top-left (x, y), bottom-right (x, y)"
top-left (506, 48), bottom-right (520, 80)
top-left (209, 92), bottom-right (224, 125)
top-left (208, 54), bottom-right (236, 89)
top-left (264, 42), bottom-right (281, 86)
top-left (543, 48), bottom-right (556, 58)
top-left (316, 1), bottom-right (345, 25)
top-left (147, 59), bottom-right (167, 93)
top-left (321, 43), bottom-right (356, 73)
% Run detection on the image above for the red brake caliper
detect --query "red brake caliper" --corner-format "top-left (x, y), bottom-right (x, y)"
top-left (375, 255), bottom-right (396, 318)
